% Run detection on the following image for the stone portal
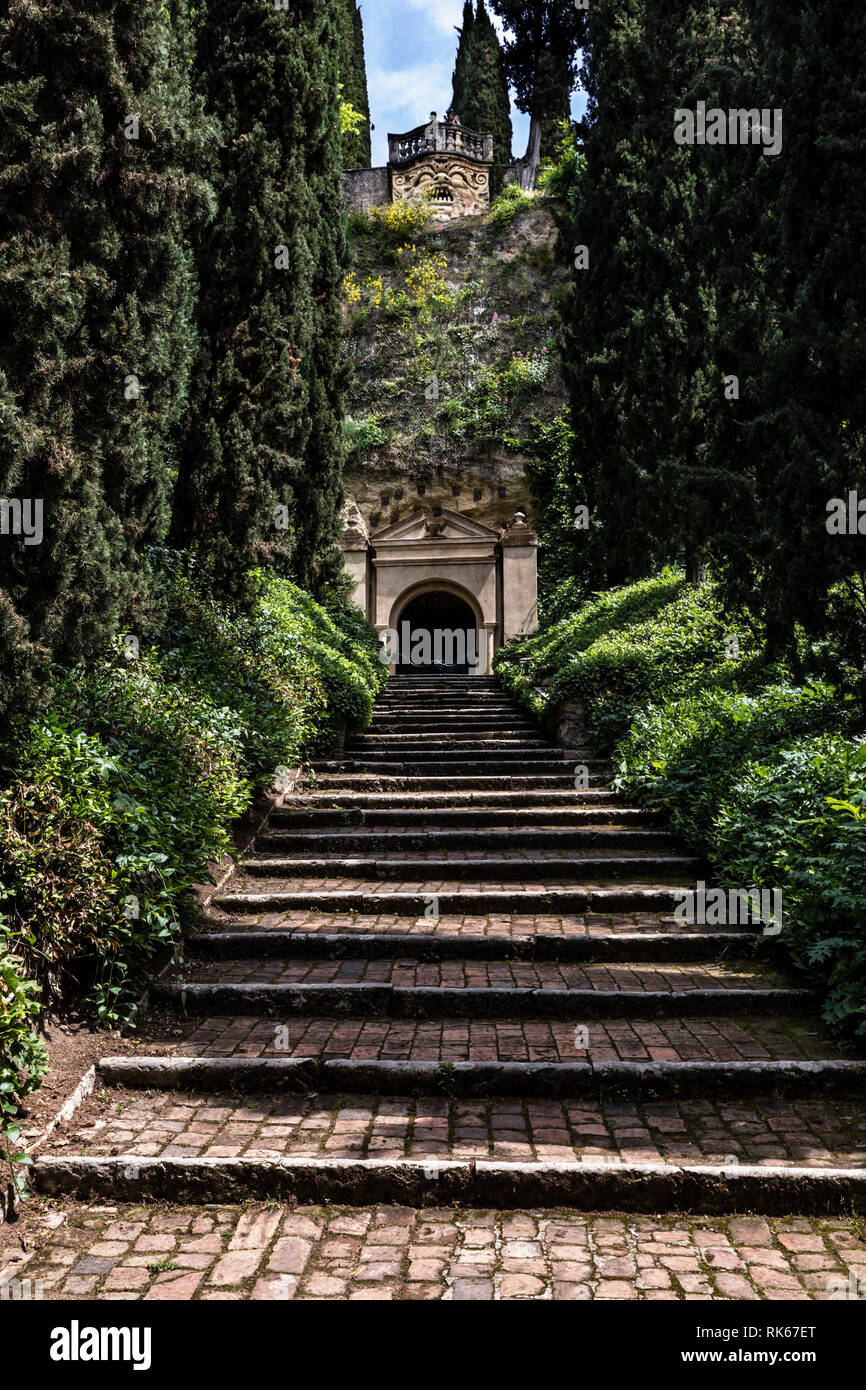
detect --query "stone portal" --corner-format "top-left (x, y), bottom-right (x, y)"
top-left (340, 507), bottom-right (538, 675)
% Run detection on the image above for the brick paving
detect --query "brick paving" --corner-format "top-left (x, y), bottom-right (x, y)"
top-left (156, 1012), bottom-right (833, 1062)
top-left (181, 957), bottom-right (787, 992)
top-left (206, 909), bottom-right (716, 936)
top-left (6, 1204), bottom-right (866, 1301)
top-left (228, 875), bottom-right (695, 893)
top-left (44, 1091), bottom-right (866, 1168)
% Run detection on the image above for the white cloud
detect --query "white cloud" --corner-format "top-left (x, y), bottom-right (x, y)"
top-left (399, 0), bottom-right (464, 39)
top-left (369, 60), bottom-right (453, 124)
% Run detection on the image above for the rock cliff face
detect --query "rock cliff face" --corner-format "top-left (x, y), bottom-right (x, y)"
top-left (342, 201), bottom-right (567, 540)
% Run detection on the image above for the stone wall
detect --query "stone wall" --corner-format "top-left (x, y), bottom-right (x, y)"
top-left (342, 167), bottom-right (389, 213)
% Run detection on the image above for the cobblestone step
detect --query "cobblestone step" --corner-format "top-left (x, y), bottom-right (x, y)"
top-left (11, 1203), bottom-right (866, 1298)
top-left (168, 957), bottom-right (791, 991)
top-left (122, 1010), bottom-right (840, 1067)
top-left (40, 1088), bottom-right (866, 1171)
top-left (190, 927), bottom-right (759, 961)
top-left (237, 854), bottom-right (702, 881)
top-left (256, 827), bottom-right (682, 853)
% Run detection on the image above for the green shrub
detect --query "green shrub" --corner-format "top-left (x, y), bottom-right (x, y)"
top-left (487, 182), bottom-right (533, 229)
top-left (0, 931), bottom-right (47, 1202)
top-left (496, 572), bottom-right (866, 1036)
top-left (0, 561), bottom-right (386, 1052)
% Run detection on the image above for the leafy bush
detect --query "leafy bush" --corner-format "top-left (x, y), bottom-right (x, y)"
top-left (343, 416), bottom-right (390, 458)
top-left (0, 562), bottom-right (386, 1081)
top-left (367, 197), bottom-right (431, 243)
top-left (487, 182), bottom-right (533, 229)
top-left (0, 932), bottom-right (47, 1203)
top-left (496, 572), bottom-right (866, 1036)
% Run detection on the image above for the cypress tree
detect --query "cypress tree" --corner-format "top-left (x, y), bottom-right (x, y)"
top-left (450, 0), bottom-right (512, 196)
top-left (716, 0), bottom-right (866, 659)
top-left (488, 0), bottom-right (585, 186)
top-left (0, 0), bottom-right (209, 714)
top-left (337, 0), bottom-right (371, 169)
top-left (451, 2), bottom-right (476, 122)
top-left (171, 0), bottom-right (347, 600)
top-left (560, 2), bottom-right (757, 588)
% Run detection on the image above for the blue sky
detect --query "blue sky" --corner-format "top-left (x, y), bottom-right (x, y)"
top-left (360, 0), bottom-right (586, 167)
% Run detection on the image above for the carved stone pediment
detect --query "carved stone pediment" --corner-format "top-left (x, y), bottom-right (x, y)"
top-left (371, 509), bottom-right (500, 547)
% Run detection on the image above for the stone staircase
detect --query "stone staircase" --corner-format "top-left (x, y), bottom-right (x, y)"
top-left (35, 675), bottom-right (866, 1223)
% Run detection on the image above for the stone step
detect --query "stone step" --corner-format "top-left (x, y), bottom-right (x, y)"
top-left (279, 789), bottom-right (623, 811)
top-left (148, 978), bottom-right (811, 1023)
top-left (38, 1085), bottom-right (866, 1178)
top-left (273, 795), bottom-right (639, 811)
top-left (364, 722), bottom-right (542, 733)
top-left (214, 886), bottom-right (695, 915)
top-left (308, 774), bottom-right (605, 791)
top-left (348, 736), bottom-right (555, 749)
top-left (256, 827), bottom-right (681, 854)
top-left (93, 1051), bottom-right (863, 1099)
top-left (312, 756), bottom-right (597, 773)
top-left (190, 929), bottom-right (759, 963)
top-left (237, 854), bottom-right (701, 881)
top-left (369, 711), bottom-right (539, 722)
top-left (268, 805), bottom-right (662, 828)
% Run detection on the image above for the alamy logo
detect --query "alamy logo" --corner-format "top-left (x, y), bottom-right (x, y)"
top-left (379, 623), bottom-right (479, 669)
top-left (50, 1321), bottom-right (152, 1371)
top-left (826, 491), bottom-right (866, 535)
top-left (0, 497), bottom-right (43, 545)
top-left (674, 881), bottom-right (783, 935)
top-left (674, 101), bottom-right (783, 157)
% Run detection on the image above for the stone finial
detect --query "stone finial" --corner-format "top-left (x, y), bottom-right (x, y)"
top-left (502, 510), bottom-right (537, 546)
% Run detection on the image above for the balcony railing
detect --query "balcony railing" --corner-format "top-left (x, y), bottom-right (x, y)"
top-left (388, 122), bottom-right (493, 166)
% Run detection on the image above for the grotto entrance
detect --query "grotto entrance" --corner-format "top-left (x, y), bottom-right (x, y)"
top-left (394, 591), bottom-right (479, 674)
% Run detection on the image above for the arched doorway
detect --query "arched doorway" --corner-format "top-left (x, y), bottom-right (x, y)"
top-left (394, 590), bottom-right (479, 674)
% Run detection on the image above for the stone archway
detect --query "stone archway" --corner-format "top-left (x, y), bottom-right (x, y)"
top-left (391, 584), bottom-right (482, 674)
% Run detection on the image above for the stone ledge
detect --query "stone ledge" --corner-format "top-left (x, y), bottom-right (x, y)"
top-left (95, 1055), bottom-right (866, 1099)
top-left (33, 1154), bottom-right (866, 1216)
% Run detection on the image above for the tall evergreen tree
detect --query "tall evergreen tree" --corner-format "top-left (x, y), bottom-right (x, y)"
top-left (488, 0), bottom-right (585, 187)
top-left (451, 2), bottom-right (476, 121)
top-left (450, 0), bottom-right (513, 195)
top-left (337, 0), bottom-right (371, 168)
top-left (560, 2), bottom-right (761, 588)
top-left (0, 0), bottom-right (210, 714)
top-left (171, 0), bottom-right (347, 599)
top-left (713, 0), bottom-right (866, 659)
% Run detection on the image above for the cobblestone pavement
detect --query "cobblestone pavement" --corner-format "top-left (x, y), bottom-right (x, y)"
top-left (43, 1092), bottom-right (866, 1168)
top-left (5, 1205), bottom-right (866, 1301)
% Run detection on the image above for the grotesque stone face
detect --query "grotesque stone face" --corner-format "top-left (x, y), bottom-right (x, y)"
top-left (392, 154), bottom-right (490, 221)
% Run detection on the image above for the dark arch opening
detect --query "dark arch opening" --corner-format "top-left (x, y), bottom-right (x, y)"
top-left (395, 591), bottom-right (479, 674)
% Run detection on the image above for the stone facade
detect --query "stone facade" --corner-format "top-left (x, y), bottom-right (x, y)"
top-left (341, 505), bottom-right (537, 674)
top-left (342, 117), bottom-right (493, 222)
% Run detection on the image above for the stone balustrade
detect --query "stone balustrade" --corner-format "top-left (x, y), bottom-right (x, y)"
top-left (388, 122), bottom-right (493, 166)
